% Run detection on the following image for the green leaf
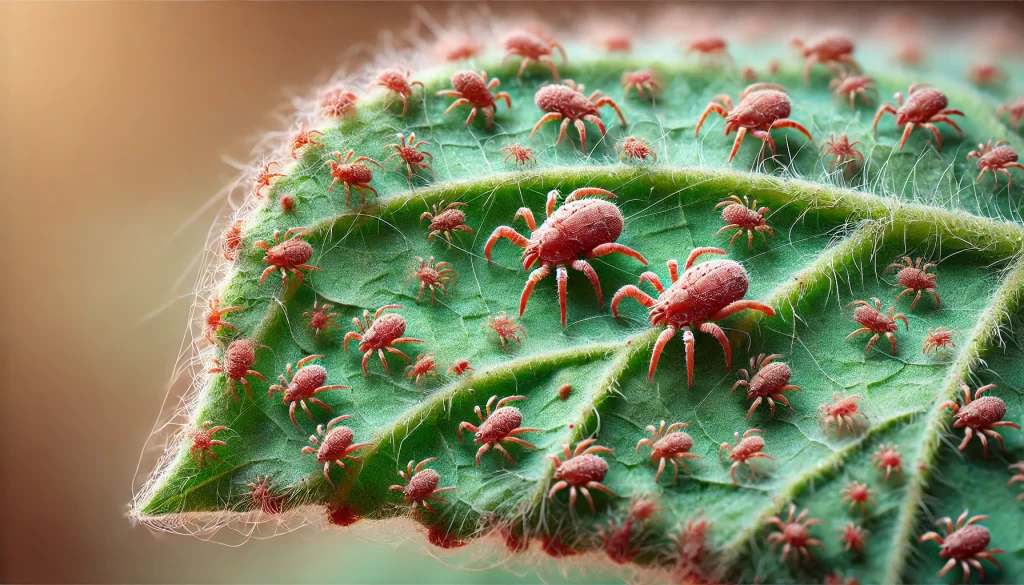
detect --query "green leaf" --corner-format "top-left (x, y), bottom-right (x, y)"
top-left (133, 50), bottom-right (1024, 584)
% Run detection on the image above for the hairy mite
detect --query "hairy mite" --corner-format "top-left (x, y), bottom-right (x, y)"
top-left (636, 421), bottom-right (702, 485)
top-left (732, 353), bottom-right (801, 419)
top-left (301, 414), bottom-right (369, 487)
top-left (547, 438), bottom-right (618, 513)
top-left (208, 338), bottom-right (267, 401)
top-left (344, 304), bottom-right (423, 375)
top-left (268, 355), bottom-right (347, 427)
top-left (920, 510), bottom-right (1004, 583)
top-left (436, 70), bottom-right (512, 129)
top-left (714, 195), bottom-right (775, 250)
top-left (530, 81), bottom-right (627, 151)
top-left (938, 379), bottom-right (1020, 458)
top-left (694, 83), bottom-right (813, 163)
top-left (846, 297), bottom-right (908, 354)
top-left (458, 395), bottom-right (539, 465)
top-left (719, 429), bottom-right (773, 484)
top-left (872, 84), bottom-right (964, 151)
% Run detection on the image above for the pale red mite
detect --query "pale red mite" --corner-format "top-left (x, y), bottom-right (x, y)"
top-left (968, 62), bottom-right (1006, 87)
top-left (252, 161), bottom-right (285, 198)
top-left (872, 84), bottom-right (964, 151)
top-left (617, 136), bottom-right (657, 162)
top-left (324, 149), bottom-right (384, 205)
top-left (923, 327), bottom-right (957, 357)
top-left (483, 312), bottom-right (526, 346)
top-left (694, 83), bottom-right (813, 163)
top-left (685, 36), bottom-right (732, 67)
top-left (501, 144), bottom-right (536, 167)
top-left (389, 457), bottom-right (455, 515)
top-left (846, 297), bottom-right (908, 354)
top-left (221, 219), bottom-right (244, 262)
top-left (719, 429), bottom-right (774, 484)
top-left (435, 35), bottom-right (482, 62)
top-left (344, 304), bottom-right (423, 375)
top-left (872, 443), bottom-right (903, 481)
top-left (385, 132), bottom-right (434, 183)
top-left (279, 194), bottom-right (296, 213)
top-left (1009, 462), bottom-right (1024, 501)
top-left (208, 338), bottom-right (267, 401)
top-left (636, 420), bottom-right (702, 485)
top-left (204, 296), bottom-right (244, 344)
top-left (968, 140), bottom-right (1024, 190)
top-left (406, 353), bottom-right (440, 386)
top-left (254, 228), bottom-right (321, 288)
top-left (839, 522), bottom-right (868, 553)
top-left (189, 421), bottom-right (229, 469)
top-left (818, 392), bottom-right (868, 437)
top-left (502, 30), bottom-right (567, 81)
top-left (998, 96), bottom-right (1024, 129)
top-left (557, 384), bottom-right (572, 400)
top-left (410, 256), bottom-right (456, 304)
top-left (485, 187), bottom-right (647, 327)
top-left (288, 123), bottom-right (324, 159)
top-left (829, 73), bottom-right (878, 108)
top-left (436, 70), bottom-right (512, 130)
top-left (766, 504), bottom-right (823, 567)
top-left (447, 359), bottom-right (474, 376)
top-left (301, 414), bottom-right (370, 488)
top-left (599, 495), bottom-right (659, 564)
top-left (421, 201), bottom-right (473, 246)
top-left (530, 80), bottom-right (627, 152)
top-left (458, 395), bottom-right (539, 465)
top-left (821, 133), bottom-right (865, 176)
top-left (731, 353), bottom-right (801, 420)
top-left (268, 354), bottom-right (347, 427)
top-left (247, 475), bottom-right (282, 514)
top-left (919, 510), bottom-right (1004, 583)
top-left (319, 88), bottom-right (358, 119)
top-left (714, 195), bottom-right (775, 250)
top-left (790, 35), bottom-right (860, 84)
top-left (885, 256), bottom-right (940, 310)
top-left (621, 69), bottom-right (663, 100)
top-left (303, 300), bottom-right (340, 342)
top-left (547, 438), bottom-right (618, 513)
top-left (611, 250), bottom-right (775, 386)
top-left (839, 481), bottom-right (877, 516)
top-left (370, 67), bottom-right (423, 117)
top-left (938, 379), bottom-right (1020, 458)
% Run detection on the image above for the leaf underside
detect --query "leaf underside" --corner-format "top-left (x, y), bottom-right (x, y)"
top-left (135, 47), bottom-right (1024, 584)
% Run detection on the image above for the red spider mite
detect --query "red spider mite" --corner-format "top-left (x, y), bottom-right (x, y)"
top-left (301, 414), bottom-right (369, 488)
top-left (406, 353), bottom-right (440, 386)
top-left (998, 96), bottom-right (1024, 129)
top-left (288, 123), bottom-right (324, 159)
top-left (766, 504), bottom-right (823, 567)
top-left (599, 495), bottom-right (659, 564)
top-left (385, 132), bottom-right (434, 183)
top-left (304, 300), bottom-right (340, 342)
top-left (344, 305), bottom-right (423, 374)
top-left (846, 297), bottom-right (908, 354)
top-left (247, 475), bottom-right (282, 514)
top-left (636, 420), bottom-right (702, 485)
top-left (731, 353), bottom-right (801, 420)
top-left (370, 67), bottom-right (423, 117)
top-left (204, 296), bottom-right (244, 343)
top-left (389, 457), bottom-right (455, 515)
top-left (279, 194), bottom-right (296, 213)
top-left (485, 187), bottom-right (646, 327)
top-left (839, 522), bottom-right (868, 553)
top-left (502, 30), bottom-right (567, 81)
top-left (821, 133), bottom-right (864, 176)
top-left (484, 312), bottom-right (526, 346)
top-left (268, 354), bottom-right (348, 427)
top-left (611, 250), bottom-right (775, 386)
top-left (920, 510), bottom-right (1005, 583)
top-left (436, 70), bottom-right (512, 130)
top-left (447, 359), bottom-right (474, 376)
top-left (939, 379), bottom-right (1020, 458)
top-left (435, 35), bottom-right (482, 62)
top-left (694, 83), bottom-right (813, 163)
top-left (558, 384), bottom-right (572, 400)
top-left (530, 80), bottom-right (627, 152)
top-left (254, 227), bottom-right (321, 288)
top-left (221, 219), bottom-right (244, 262)
top-left (190, 421), bottom-right (229, 469)
top-left (621, 69), bottom-right (663, 100)
top-left (885, 256), bottom-right (939, 310)
top-left (719, 429), bottom-right (774, 484)
top-left (319, 88), bottom-right (358, 119)
top-left (873, 443), bottom-right (902, 481)
top-left (969, 62), bottom-right (1006, 87)
top-left (421, 200), bottom-right (473, 246)
top-left (458, 395), bottom-right (539, 465)
top-left (252, 161), bottom-right (285, 198)
top-left (501, 144), bottom-right (536, 167)
top-left (968, 140), bottom-right (1024, 190)
top-left (685, 36), bottom-right (733, 67)
top-left (714, 195), bottom-right (775, 250)
top-left (923, 327), bottom-right (957, 357)
top-left (410, 256), bottom-right (456, 304)
top-left (324, 149), bottom-right (384, 205)
top-left (818, 392), bottom-right (868, 437)
top-left (208, 338), bottom-right (267, 401)
top-left (872, 84), bottom-right (964, 151)
top-left (839, 481), bottom-right (877, 516)
top-left (547, 438), bottom-right (618, 513)
top-left (617, 136), bottom-right (657, 163)
top-left (790, 34), bottom-right (860, 84)
top-left (830, 73), bottom-right (878, 108)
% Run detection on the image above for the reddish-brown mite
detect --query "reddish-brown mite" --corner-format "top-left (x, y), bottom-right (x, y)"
top-left (208, 338), bottom-right (267, 401)
top-left (288, 123), bottom-right (324, 159)
top-left (636, 420), bottom-right (702, 485)
top-left (435, 35), bottom-right (482, 62)
top-left (319, 88), bottom-right (358, 119)
top-left (732, 353), bottom-right (801, 420)
top-left (923, 327), bottom-right (957, 357)
top-left (839, 522), bottom-right (868, 553)
top-left (484, 312), bottom-right (526, 346)
top-left (268, 355), bottom-right (347, 427)
top-left (821, 133), bottom-right (865, 176)
top-left (766, 504), bottom-right (823, 567)
top-left (324, 149), bottom-right (384, 205)
top-left (818, 392), bottom-right (868, 437)
top-left (502, 30), bottom-right (566, 81)
top-left (846, 297), bottom-right (908, 354)
top-left (885, 256), bottom-right (939, 310)
top-left (829, 73), bottom-right (878, 108)
top-left (873, 443), bottom-right (903, 481)
top-left (694, 83), bottom-right (813, 163)
top-left (621, 69), bottom-right (663, 100)
top-left (547, 438), bottom-right (618, 513)
top-left (204, 297), bottom-right (244, 343)
top-left (501, 144), bottom-right (536, 167)
top-left (406, 353), bottom-right (440, 386)
top-left (685, 36), bottom-right (732, 67)
top-left (938, 379), bottom-right (1020, 458)
top-left (530, 81), bottom-right (626, 152)
top-left (919, 510), bottom-right (1005, 583)
top-left (189, 421), bottom-right (229, 469)
top-left (719, 429), bottom-right (773, 484)
top-left (252, 161), bottom-right (285, 198)
top-left (254, 228), bottom-right (321, 288)
top-left (558, 384), bottom-right (572, 400)
top-left (790, 35), bottom-right (860, 84)
top-left (968, 62), bottom-right (1006, 87)
top-left (409, 256), bottom-right (456, 304)
top-left (486, 187), bottom-right (647, 327)
top-left (1009, 462), bottom-right (1024, 501)
top-left (420, 200), bottom-right (473, 246)
top-left (998, 96), bottom-right (1024, 129)
top-left (872, 84), bottom-right (964, 151)
top-left (301, 414), bottom-right (369, 487)
top-left (436, 70), bottom-right (512, 130)
top-left (279, 194), bottom-right (296, 213)
top-left (447, 359), bottom-right (474, 376)
top-left (612, 251), bottom-right (775, 386)
top-left (247, 475), bottom-right (282, 514)
top-left (389, 458), bottom-right (455, 515)
top-left (304, 300), bottom-right (340, 343)
top-left (370, 67), bottom-right (423, 117)
top-left (344, 304), bottom-right (424, 375)
top-left (840, 481), bottom-right (877, 516)
top-left (458, 395), bottom-right (539, 465)
top-left (617, 136), bottom-right (657, 163)
top-left (968, 140), bottom-right (1024, 190)
top-left (714, 195), bottom-right (775, 250)
top-left (221, 219), bottom-right (244, 262)
top-left (385, 132), bottom-right (434, 184)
